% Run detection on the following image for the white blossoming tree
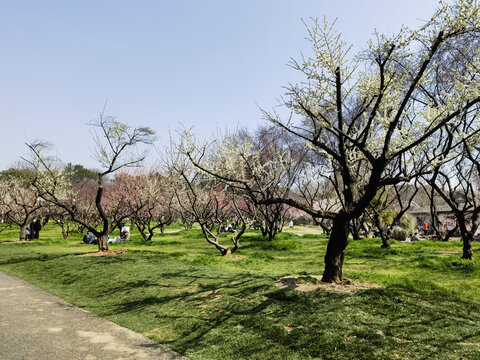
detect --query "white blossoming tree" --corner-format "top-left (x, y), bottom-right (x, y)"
top-left (185, 0), bottom-right (480, 283)
top-left (0, 171), bottom-right (44, 240)
top-left (165, 144), bottom-right (251, 256)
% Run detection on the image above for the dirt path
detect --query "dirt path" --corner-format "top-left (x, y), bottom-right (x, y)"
top-left (0, 272), bottom-right (188, 360)
top-left (283, 226), bottom-right (324, 236)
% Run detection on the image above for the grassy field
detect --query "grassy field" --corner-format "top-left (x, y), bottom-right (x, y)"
top-left (1, 223), bottom-right (480, 359)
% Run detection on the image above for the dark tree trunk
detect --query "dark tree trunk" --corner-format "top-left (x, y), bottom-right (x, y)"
top-left (462, 234), bottom-right (473, 260)
top-left (61, 228), bottom-right (69, 239)
top-left (200, 225), bottom-right (232, 256)
top-left (381, 236), bottom-right (391, 249)
top-left (318, 221), bottom-right (332, 235)
top-left (19, 225), bottom-right (27, 241)
top-left (219, 246), bottom-right (232, 256)
top-left (322, 213), bottom-right (349, 283)
top-left (262, 220), bottom-right (279, 242)
top-left (370, 213), bottom-right (390, 248)
top-left (136, 224), bottom-right (148, 241)
top-left (267, 226), bottom-right (276, 242)
top-left (260, 224), bottom-right (267, 237)
top-left (98, 235), bottom-right (109, 252)
top-left (458, 215), bottom-right (473, 260)
top-left (319, 225), bottom-right (328, 235)
top-left (351, 223), bottom-right (361, 240)
top-left (147, 229), bottom-right (155, 241)
top-left (442, 225), bottom-right (458, 242)
top-left (435, 224), bottom-right (458, 242)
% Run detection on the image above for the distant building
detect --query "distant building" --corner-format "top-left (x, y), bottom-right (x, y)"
top-left (408, 202), bottom-right (452, 233)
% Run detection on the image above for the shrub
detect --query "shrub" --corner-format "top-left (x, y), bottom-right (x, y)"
top-left (392, 226), bottom-right (407, 241)
top-left (397, 212), bottom-right (417, 237)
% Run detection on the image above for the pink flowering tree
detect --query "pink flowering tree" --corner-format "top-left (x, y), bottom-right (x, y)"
top-left (111, 171), bottom-right (177, 241)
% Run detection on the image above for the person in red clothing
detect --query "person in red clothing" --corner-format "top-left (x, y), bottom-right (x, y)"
top-left (423, 222), bottom-right (429, 236)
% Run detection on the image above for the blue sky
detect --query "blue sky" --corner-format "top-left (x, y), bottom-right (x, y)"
top-left (0, 0), bottom-right (441, 170)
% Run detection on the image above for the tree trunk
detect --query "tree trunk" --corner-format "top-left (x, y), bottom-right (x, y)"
top-left (322, 213), bottom-right (349, 283)
top-left (137, 225), bottom-right (148, 241)
top-left (60, 222), bottom-right (71, 239)
top-left (319, 222), bottom-right (331, 235)
top-left (220, 247), bottom-right (232, 256)
top-left (381, 236), bottom-right (391, 249)
top-left (98, 235), bottom-right (109, 252)
top-left (462, 234), bottom-right (473, 260)
top-left (442, 225), bottom-right (458, 242)
top-left (260, 225), bottom-right (267, 238)
top-left (19, 225), bottom-right (27, 241)
top-left (351, 224), bottom-right (361, 240)
top-left (458, 216), bottom-right (473, 260)
top-left (268, 227), bottom-right (275, 242)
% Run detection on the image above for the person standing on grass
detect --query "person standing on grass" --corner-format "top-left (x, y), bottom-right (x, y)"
top-left (30, 219), bottom-right (37, 240)
top-left (33, 218), bottom-right (42, 239)
top-left (423, 222), bottom-right (429, 236)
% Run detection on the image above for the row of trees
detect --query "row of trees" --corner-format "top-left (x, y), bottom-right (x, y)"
top-left (0, 119), bottom-right (305, 254)
top-left (1, 0), bottom-right (479, 284)
top-left (0, 158), bottom-right (302, 253)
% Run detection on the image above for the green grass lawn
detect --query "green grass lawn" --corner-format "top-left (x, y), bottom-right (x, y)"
top-left (1, 223), bottom-right (480, 359)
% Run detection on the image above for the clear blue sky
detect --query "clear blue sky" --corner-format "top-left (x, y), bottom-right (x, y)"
top-left (0, 0), bottom-right (441, 170)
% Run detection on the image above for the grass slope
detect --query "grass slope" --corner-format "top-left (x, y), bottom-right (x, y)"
top-left (1, 223), bottom-right (480, 359)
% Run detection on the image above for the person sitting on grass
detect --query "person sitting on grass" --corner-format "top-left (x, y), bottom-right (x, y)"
top-left (83, 231), bottom-right (97, 245)
top-left (411, 233), bottom-right (420, 241)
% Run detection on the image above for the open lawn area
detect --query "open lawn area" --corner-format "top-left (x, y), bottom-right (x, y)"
top-left (1, 223), bottom-right (480, 359)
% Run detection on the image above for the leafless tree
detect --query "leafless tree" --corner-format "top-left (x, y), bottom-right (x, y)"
top-left (423, 116), bottom-right (480, 259)
top-left (26, 112), bottom-right (156, 251)
top-left (165, 143), bottom-right (251, 256)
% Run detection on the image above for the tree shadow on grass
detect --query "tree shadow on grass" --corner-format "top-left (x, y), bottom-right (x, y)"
top-left (77, 254), bottom-right (138, 264)
top-left (96, 268), bottom-right (356, 356)
top-left (9, 247), bottom-right (478, 359)
top-left (0, 252), bottom-right (73, 266)
top-left (98, 269), bottom-right (480, 359)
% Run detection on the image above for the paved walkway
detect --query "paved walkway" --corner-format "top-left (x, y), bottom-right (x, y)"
top-left (0, 272), bottom-right (188, 360)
